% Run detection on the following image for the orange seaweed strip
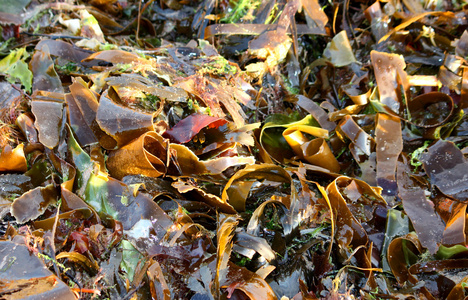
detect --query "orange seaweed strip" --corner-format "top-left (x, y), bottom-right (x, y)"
top-left (71, 288), bottom-right (101, 295)
top-left (378, 11), bottom-right (445, 43)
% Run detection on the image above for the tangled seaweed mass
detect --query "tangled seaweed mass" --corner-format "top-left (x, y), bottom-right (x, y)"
top-left (1, 0), bottom-right (468, 299)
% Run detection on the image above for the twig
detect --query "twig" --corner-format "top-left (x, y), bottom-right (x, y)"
top-left (21, 32), bottom-right (88, 40)
top-left (136, 0), bottom-right (142, 42)
top-left (122, 282), bottom-right (145, 300)
top-left (106, 0), bottom-right (155, 37)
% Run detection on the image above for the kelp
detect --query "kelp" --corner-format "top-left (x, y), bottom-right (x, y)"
top-left (337, 115), bottom-right (376, 183)
top-left (3, 0), bottom-right (468, 298)
top-left (107, 131), bottom-right (167, 179)
top-left (371, 51), bottom-right (408, 114)
top-left (30, 47), bottom-right (63, 93)
top-left (323, 31), bottom-right (356, 67)
top-left (397, 156), bottom-right (445, 254)
top-left (387, 233), bottom-right (429, 296)
top-left (222, 163), bottom-right (291, 212)
top-left (0, 144), bottom-right (27, 172)
top-left (0, 173), bottom-right (33, 220)
top-left (260, 113), bottom-right (328, 164)
top-left (375, 113), bottom-right (402, 197)
top-left (35, 39), bottom-right (94, 67)
top-left (10, 184), bottom-right (57, 224)
top-left (204, 23), bottom-right (325, 40)
top-left (31, 91), bottom-right (65, 149)
top-left (0, 240), bottom-right (77, 299)
top-left (326, 176), bottom-right (386, 257)
top-left (82, 49), bottom-right (149, 66)
top-left (247, 0), bottom-right (299, 72)
top-left (234, 231), bottom-right (276, 263)
top-left (175, 75), bottom-right (248, 128)
top-left (404, 92), bottom-right (461, 140)
top-left (214, 214), bottom-right (238, 298)
top-left (172, 178), bottom-right (237, 214)
top-left (67, 77), bottom-right (115, 148)
top-left (378, 11), bottom-right (447, 44)
top-left (105, 74), bottom-right (188, 102)
top-left (441, 202), bottom-right (467, 247)
top-left (422, 140), bottom-right (468, 201)
top-left (96, 89), bottom-right (155, 148)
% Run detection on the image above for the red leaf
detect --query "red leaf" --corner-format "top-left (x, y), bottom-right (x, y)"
top-left (225, 281), bottom-right (242, 298)
top-left (163, 113), bottom-right (228, 143)
top-left (69, 232), bottom-right (89, 254)
top-left (1, 24), bottom-right (20, 40)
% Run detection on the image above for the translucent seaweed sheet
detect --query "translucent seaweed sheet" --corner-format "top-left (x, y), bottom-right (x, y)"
top-left (2, 0), bottom-right (468, 298)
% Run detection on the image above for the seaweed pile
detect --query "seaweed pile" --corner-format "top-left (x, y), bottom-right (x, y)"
top-left (1, 0), bottom-right (468, 299)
